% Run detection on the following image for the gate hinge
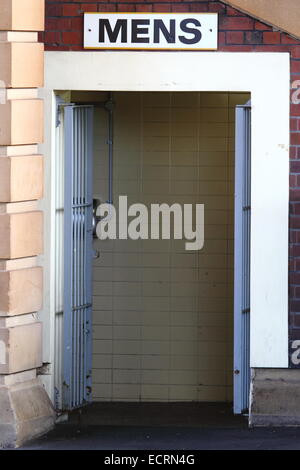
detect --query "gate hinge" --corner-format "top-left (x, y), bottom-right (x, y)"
top-left (243, 206), bottom-right (251, 211)
top-left (56, 96), bottom-right (66, 128)
top-left (56, 97), bottom-right (74, 127)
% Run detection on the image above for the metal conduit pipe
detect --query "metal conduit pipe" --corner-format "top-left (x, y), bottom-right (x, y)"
top-left (105, 92), bottom-right (114, 205)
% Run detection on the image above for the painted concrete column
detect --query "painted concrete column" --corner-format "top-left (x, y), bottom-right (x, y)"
top-left (0, 0), bottom-right (54, 448)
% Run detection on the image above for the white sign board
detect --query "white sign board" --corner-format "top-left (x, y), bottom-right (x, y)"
top-left (84, 13), bottom-right (218, 50)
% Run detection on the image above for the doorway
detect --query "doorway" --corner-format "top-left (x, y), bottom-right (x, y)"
top-left (43, 51), bottom-right (290, 423)
top-left (54, 90), bottom-right (251, 414)
top-left (92, 91), bottom-right (250, 404)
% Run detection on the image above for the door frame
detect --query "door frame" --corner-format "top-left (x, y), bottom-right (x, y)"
top-left (234, 102), bottom-right (251, 414)
top-left (39, 51), bottom-right (290, 404)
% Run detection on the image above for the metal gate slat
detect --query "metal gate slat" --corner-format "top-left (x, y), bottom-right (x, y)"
top-left (234, 104), bottom-right (251, 414)
top-left (63, 105), bottom-right (94, 410)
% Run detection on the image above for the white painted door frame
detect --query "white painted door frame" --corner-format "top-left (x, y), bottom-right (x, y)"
top-left (39, 51), bottom-right (290, 401)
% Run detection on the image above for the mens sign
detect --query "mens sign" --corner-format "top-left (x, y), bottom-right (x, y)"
top-left (84, 13), bottom-right (218, 50)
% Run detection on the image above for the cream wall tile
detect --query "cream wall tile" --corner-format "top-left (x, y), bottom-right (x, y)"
top-left (170, 370), bottom-right (198, 385)
top-left (91, 91), bottom-right (246, 403)
top-left (92, 296), bottom-right (113, 310)
top-left (143, 108), bottom-right (170, 122)
top-left (141, 355), bottom-right (170, 370)
top-left (112, 384), bottom-right (140, 400)
top-left (141, 311), bottom-right (170, 326)
top-left (170, 355), bottom-right (198, 370)
top-left (113, 267), bottom-right (142, 282)
top-left (171, 92), bottom-right (199, 108)
top-left (169, 385), bottom-right (198, 401)
top-left (200, 93), bottom-right (229, 108)
top-left (113, 355), bottom-right (141, 369)
top-left (93, 369), bottom-right (112, 383)
top-left (143, 122), bottom-right (170, 137)
top-left (171, 137), bottom-right (198, 152)
top-left (199, 122), bottom-right (228, 138)
top-left (171, 108), bottom-right (198, 123)
top-left (200, 108), bottom-right (229, 123)
top-left (141, 385), bottom-right (169, 400)
top-left (170, 326), bottom-right (198, 341)
top-left (171, 122), bottom-right (198, 137)
top-left (93, 325), bottom-right (113, 340)
top-left (141, 253), bottom-right (170, 267)
top-left (143, 297), bottom-right (170, 312)
top-left (142, 166), bottom-right (169, 180)
top-left (198, 386), bottom-right (228, 401)
top-left (92, 384), bottom-right (112, 400)
top-left (141, 341), bottom-right (170, 355)
top-left (113, 311), bottom-right (142, 325)
top-left (142, 282), bottom-right (170, 297)
top-left (141, 326), bottom-right (169, 341)
top-left (113, 370), bottom-right (140, 384)
top-left (114, 340), bottom-right (141, 355)
top-left (93, 340), bottom-right (113, 354)
top-left (113, 297), bottom-right (142, 311)
top-left (141, 370), bottom-right (169, 385)
top-left (170, 167), bottom-right (199, 181)
top-left (93, 311), bottom-right (113, 326)
top-left (113, 282), bottom-right (141, 297)
top-left (93, 281), bottom-right (113, 296)
top-left (170, 179), bottom-right (198, 195)
top-left (170, 312), bottom-right (198, 327)
top-left (171, 151), bottom-right (198, 166)
top-left (143, 93), bottom-right (170, 107)
top-left (113, 326), bottom-right (141, 340)
top-left (141, 268), bottom-right (170, 282)
top-left (92, 354), bottom-right (112, 369)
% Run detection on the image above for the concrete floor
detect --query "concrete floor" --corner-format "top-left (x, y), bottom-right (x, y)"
top-left (21, 403), bottom-right (300, 450)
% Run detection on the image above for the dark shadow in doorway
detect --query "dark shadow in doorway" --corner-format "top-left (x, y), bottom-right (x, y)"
top-left (68, 402), bottom-right (247, 428)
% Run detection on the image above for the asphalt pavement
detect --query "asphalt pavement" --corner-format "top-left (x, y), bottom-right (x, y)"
top-left (17, 403), bottom-right (300, 450)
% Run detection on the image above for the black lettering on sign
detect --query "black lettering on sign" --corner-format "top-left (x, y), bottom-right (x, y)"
top-left (153, 19), bottom-right (176, 44)
top-left (131, 19), bottom-right (150, 43)
top-left (179, 18), bottom-right (202, 45)
top-left (99, 19), bottom-right (127, 43)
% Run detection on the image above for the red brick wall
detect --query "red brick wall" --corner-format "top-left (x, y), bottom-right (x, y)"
top-left (43, 0), bottom-right (300, 365)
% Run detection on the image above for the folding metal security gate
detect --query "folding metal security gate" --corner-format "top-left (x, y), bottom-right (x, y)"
top-left (234, 103), bottom-right (251, 414)
top-left (63, 105), bottom-right (94, 410)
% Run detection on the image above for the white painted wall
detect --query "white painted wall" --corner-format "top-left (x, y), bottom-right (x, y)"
top-left (42, 51), bottom-right (290, 390)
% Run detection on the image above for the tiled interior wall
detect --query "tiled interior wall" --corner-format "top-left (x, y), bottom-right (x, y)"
top-left (90, 91), bottom-right (249, 402)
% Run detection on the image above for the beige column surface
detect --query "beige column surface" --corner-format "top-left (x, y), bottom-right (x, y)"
top-left (0, 0), bottom-right (45, 31)
top-left (0, 42), bottom-right (44, 88)
top-left (0, 155), bottom-right (44, 203)
top-left (0, 0), bottom-right (55, 448)
top-left (0, 211), bottom-right (43, 259)
top-left (0, 266), bottom-right (43, 316)
top-left (0, 99), bottom-right (44, 146)
top-left (0, 322), bottom-right (42, 374)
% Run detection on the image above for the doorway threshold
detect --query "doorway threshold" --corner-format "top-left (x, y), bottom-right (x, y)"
top-left (67, 402), bottom-right (248, 428)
